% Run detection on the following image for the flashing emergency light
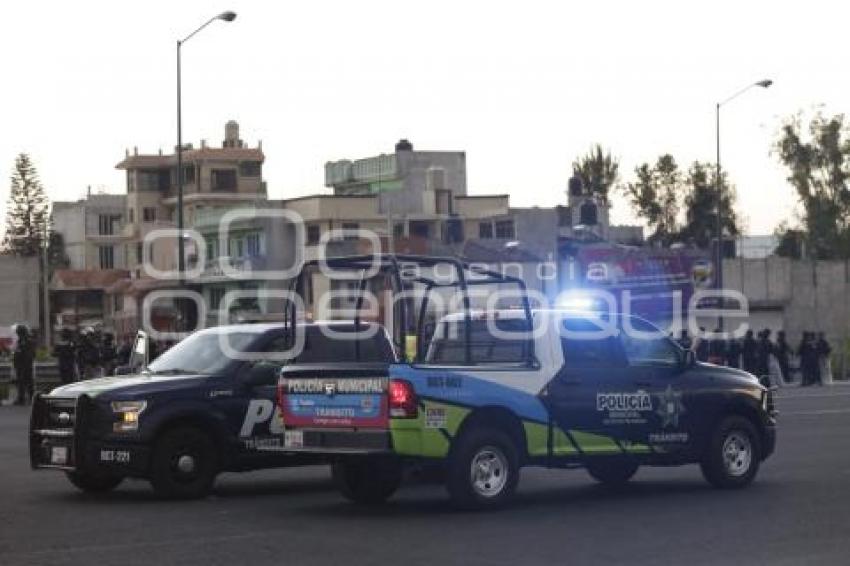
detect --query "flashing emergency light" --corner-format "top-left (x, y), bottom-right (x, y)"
top-left (555, 292), bottom-right (598, 312)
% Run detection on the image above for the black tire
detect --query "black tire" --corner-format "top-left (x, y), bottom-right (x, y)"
top-left (149, 427), bottom-right (218, 499)
top-left (701, 416), bottom-right (762, 489)
top-left (446, 428), bottom-right (520, 510)
top-left (332, 456), bottom-right (403, 505)
top-left (66, 470), bottom-right (123, 494)
top-left (586, 459), bottom-right (639, 486)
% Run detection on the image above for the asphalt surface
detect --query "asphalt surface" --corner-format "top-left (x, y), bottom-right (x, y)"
top-left (1, 385), bottom-right (849, 566)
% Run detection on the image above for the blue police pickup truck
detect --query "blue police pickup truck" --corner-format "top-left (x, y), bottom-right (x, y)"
top-left (29, 321), bottom-right (397, 499)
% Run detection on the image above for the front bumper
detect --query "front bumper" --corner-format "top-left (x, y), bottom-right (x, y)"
top-left (29, 394), bottom-right (150, 477)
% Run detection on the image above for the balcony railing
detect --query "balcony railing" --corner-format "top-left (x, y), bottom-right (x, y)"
top-left (192, 206), bottom-right (259, 229)
top-left (199, 255), bottom-right (267, 279)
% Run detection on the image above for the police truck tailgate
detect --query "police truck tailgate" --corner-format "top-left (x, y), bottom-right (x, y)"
top-left (278, 364), bottom-right (393, 453)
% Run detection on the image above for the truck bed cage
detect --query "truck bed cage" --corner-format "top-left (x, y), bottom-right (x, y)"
top-left (284, 254), bottom-right (534, 364)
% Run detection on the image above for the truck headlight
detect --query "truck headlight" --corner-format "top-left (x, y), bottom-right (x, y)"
top-left (111, 401), bottom-right (147, 432)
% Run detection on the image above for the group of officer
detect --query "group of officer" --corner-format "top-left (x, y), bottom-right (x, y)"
top-left (7, 325), bottom-right (134, 405)
top-left (677, 328), bottom-right (832, 386)
top-left (51, 328), bottom-right (130, 384)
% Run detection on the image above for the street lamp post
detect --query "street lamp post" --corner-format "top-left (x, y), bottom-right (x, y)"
top-left (715, 78), bottom-right (772, 330)
top-left (176, 11), bottom-right (236, 288)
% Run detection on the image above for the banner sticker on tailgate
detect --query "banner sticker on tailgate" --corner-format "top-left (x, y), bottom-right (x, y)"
top-left (281, 378), bottom-right (389, 428)
top-left (283, 378), bottom-right (387, 394)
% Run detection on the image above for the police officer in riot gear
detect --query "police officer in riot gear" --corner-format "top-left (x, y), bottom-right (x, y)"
top-left (13, 324), bottom-right (35, 405)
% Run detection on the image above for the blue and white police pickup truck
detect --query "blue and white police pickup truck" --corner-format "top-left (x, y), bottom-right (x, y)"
top-left (277, 309), bottom-right (777, 509)
top-left (29, 321), bottom-right (396, 499)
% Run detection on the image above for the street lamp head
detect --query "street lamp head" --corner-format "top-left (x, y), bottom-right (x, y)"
top-left (756, 79), bottom-right (773, 88)
top-left (218, 11), bottom-right (237, 22)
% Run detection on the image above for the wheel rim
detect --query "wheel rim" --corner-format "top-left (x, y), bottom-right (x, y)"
top-left (176, 454), bottom-right (196, 474)
top-left (722, 431), bottom-right (753, 477)
top-left (470, 446), bottom-right (508, 498)
top-left (170, 445), bottom-right (200, 483)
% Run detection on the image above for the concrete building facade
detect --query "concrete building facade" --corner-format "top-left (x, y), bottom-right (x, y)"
top-left (115, 120), bottom-right (266, 279)
top-left (51, 193), bottom-right (127, 270)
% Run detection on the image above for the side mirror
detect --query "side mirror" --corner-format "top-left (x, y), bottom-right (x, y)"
top-left (244, 363), bottom-right (279, 387)
top-left (128, 330), bottom-right (149, 371)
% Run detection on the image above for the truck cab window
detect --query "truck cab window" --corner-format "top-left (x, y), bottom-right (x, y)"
top-left (619, 317), bottom-right (680, 367)
top-left (426, 318), bottom-right (531, 366)
top-left (560, 318), bottom-right (624, 368)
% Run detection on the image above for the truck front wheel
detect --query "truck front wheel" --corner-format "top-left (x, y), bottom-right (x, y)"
top-left (66, 470), bottom-right (123, 494)
top-left (332, 456), bottom-right (403, 505)
top-left (701, 416), bottom-right (761, 489)
top-left (150, 427), bottom-right (218, 499)
top-left (446, 428), bottom-right (519, 510)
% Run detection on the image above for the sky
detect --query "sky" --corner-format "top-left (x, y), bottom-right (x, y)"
top-left (1, 0), bottom-right (848, 236)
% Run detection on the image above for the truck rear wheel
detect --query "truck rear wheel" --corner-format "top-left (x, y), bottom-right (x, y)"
top-left (446, 428), bottom-right (519, 510)
top-left (150, 427), bottom-right (218, 499)
top-left (586, 459), bottom-right (639, 486)
top-left (701, 416), bottom-right (761, 489)
top-left (66, 470), bottom-right (123, 494)
top-left (332, 456), bottom-right (403, 505)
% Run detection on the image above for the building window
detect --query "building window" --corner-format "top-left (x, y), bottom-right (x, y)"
top-left (158, 169), bottom-right (170, 191)
top-left (137, 169), bottom-right (161, 192)
top-left (211, 169), bottom-right (237, 192)
top-left (307, 225), bottom-right (321, 245)
top-left (98, 214), bottom-right (120, 236)
top-left (444, 218), bottom-right (464, 243)
top-left (239, 161), bottom-right (262, 177)
top-left (136, 242), bottom-right (143, 264)
top-left (127, 171), bottom-right (134, 193)
top-left (143, 207), bottom-right (157, 222)
top-left (410, 221), bottom-right (430, 238)
top-left (205, 236), bottom-right (217, 262)
top-left (128, 208), bottom-right (134, 223)
top-left (342, 222), bottom-right (359, 240)
top-left (183, 165), bottom-right (195, 184)
top-left (479, 222), bottom-right (493, 239)
top-left (231, 237), bottom-right (244, 258)
top-left (99, 246), bottom-right (114, 269)
top-left (209, 287), bottom-right (226, 310)
top-left (495, 219), bottom-right (515, 239)
top-left (245, 233), bottom-right (262, 256)
top-left (579, 201), bottom-right (599, 226)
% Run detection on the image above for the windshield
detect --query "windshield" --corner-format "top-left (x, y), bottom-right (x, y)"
top-left (145, 331), bottom-right (260, 375)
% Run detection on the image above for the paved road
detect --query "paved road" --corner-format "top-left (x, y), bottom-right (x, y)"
top-left (1, 386), bottom-right (849, 566)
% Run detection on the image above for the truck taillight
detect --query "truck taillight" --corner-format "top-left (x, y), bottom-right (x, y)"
top-left (276, 380), bottom-right (285, 412)
top-left (389, 379), bottom-right (418, 418)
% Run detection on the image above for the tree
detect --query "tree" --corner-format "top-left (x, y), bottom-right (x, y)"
top-left (680, 161), bottom-right (739, 249)
top-left (774, 111), bottom-right (850, 259)
top-left (571, 145), bottom-right (620, 204)
top-left (621, 154), bottom-right (683, 246)
top-left (2, 153), bottom-right (50, 256)
top-left (47, 231), bottom-right (70, 270)
top-left (622, 156), bottom-right (739, 248)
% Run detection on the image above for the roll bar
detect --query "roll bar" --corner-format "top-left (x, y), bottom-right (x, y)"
top-left (284, 254), bottom-right (534, 365)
